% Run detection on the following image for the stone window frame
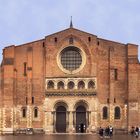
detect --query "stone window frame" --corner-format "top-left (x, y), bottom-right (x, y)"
top-left (114, 106), bottom-right (121, 120)
top-left (102, 106), bottom-right (108, 120)
top-left (34, 107), bottom-right (38, 118)
top-left (33, 107), bottom-right (40, 121)
top-left (57, 46), bottom-right (86, 74)
top-left (21, 107), bottom-right (27, 119)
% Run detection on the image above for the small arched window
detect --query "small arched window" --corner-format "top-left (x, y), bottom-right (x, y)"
top-left (68, 81), bottom-right (75, 89)
top-left (34, 107), bottom-right (38, 118)
top-left (103, 106), bottom-right (108, 119)
top-left (88, 81), bottom-right (95, 89)
top-left (47, 81), bottom-right (54, 89)
top-left (78, 81), bottom-right (85, 89)
top-left (22, 107), bottom-right (27, 118)
top-left (114, 106), bottom-right (121, 119)
top-left (57, 81), bottom-right (64, 89)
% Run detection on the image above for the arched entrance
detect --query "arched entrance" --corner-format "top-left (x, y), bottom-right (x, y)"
top-left (56, 105), bottom-right (67, 133)
top-left (76, 105), bottom-right (86, 133)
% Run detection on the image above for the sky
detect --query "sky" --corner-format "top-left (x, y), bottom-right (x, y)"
top-left (0, 0), bottom-right (140, 62)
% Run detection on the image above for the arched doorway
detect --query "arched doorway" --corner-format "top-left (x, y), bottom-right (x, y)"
top-left (76, 105), bottom-right (87, 133)
top-left (56, 106), bottom-right (67, 133)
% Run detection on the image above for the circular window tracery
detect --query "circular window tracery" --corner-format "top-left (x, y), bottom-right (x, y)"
top-left (57, 46), bottom-right (86, 74)
top-left (61, 46), bottom-right (82, 71)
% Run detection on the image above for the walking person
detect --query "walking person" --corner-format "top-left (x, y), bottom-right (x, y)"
top-left (99, 127), bottom-right (104, 138)
top-left (135, 127), bottom-right (139, 138)
top-left (109, 125), bottom-right (113, 138)
top-left (130, 126), bottom-right (135, 136)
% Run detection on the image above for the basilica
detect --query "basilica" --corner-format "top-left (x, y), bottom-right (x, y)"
top-left (0, 23), bottom-right (140, 134)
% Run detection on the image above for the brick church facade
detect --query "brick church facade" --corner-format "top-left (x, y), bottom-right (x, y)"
top-left (0, 25), bottom-right (140, 134)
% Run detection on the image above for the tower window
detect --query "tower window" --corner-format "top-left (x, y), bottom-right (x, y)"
top-left (107, 98), bottom-right (110, 104)
top-left (114, 106), bottom-right (121, 119)
top-left (34, 107), bottom-right (38, 118)
top-left (43, 42), bottom-right (45, 47)
top-left (32, 97), bottom-right (34, 104)
top-left (25, 97), bottom-right (28, 105)
top-left (114, 98), bottom-right (116, 103)
top-left (103, 106), bottom-right (108, 119)
top-left (54, 37), bottom-right (57, 43)
top-left (114, 69), bottom-right (118, 80)
top-left (88, 37), bottom-right (91, 42)
top-left (22, 108), bottom-right (27, 118)
top-left (23, 62), bottom-right (27, 76)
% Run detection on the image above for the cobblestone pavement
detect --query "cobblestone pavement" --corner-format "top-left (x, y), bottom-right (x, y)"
top-left (0, 134), bottom-right (138, 140)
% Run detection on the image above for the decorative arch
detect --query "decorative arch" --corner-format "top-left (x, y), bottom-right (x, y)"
top-left (54, 100), bottom-right (69, 111)
top-left (88, 80), bottom-right (95, 89)
top-left (54, 100), bottom-right (69, 133)
top-left (47, 80), bottom-right (55, 89)
top-left (57, 81), bottom-right (65, 89)
top-left (67, 81), bottom-right (75, 89)
top-left (74, 100), bottom-right (89, 111)
top-left (78, 80), bottom-right (85, 89)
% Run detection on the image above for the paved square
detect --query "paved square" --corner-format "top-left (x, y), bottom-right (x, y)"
top-left (0, 134), bottom-right (137, 140)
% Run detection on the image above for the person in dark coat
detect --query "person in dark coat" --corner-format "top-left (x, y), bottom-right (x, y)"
top-left (135, 127), bottom-right (139, 138)
top-left (130, 126), bottom-right (135, 135)
top-left (99, 127), bottom-right (104, 138)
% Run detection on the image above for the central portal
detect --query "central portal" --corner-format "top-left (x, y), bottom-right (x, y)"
top-left (56, 106), bottom-right (66, 133)
top-left (76, 105), bottom-right (86, 133)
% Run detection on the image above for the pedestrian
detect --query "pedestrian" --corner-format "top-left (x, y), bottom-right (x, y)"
top-left (104, 126), bottom-right (110, 138)
top-left (99, 127), bottom-right (104, 138)
top-left (130, 126), bottom-right (135, 135)
top-left (135, 127), bottom-right (139, 138)
top-left (109, 125), bottom-right (113, 137)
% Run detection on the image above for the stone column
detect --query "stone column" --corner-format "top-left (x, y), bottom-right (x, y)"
top-left (27, 106), bottom-right (30, 128)
top-left (86, 111), bottom-right (91, 132)
top-left (123, 105), bottom-right (128, 129)
top-left (85, 81), bottom-right (88, 89)
top-left (109, 104), bottom-right (114, 126)
top-left (52, 111), bottom-right (55, 133)
top-left (54, 82), bottom-right (57, 89)
top-left (68, 111), bottom-right (74, 133)
top-left (72, 111), bottom-right (76, 132)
